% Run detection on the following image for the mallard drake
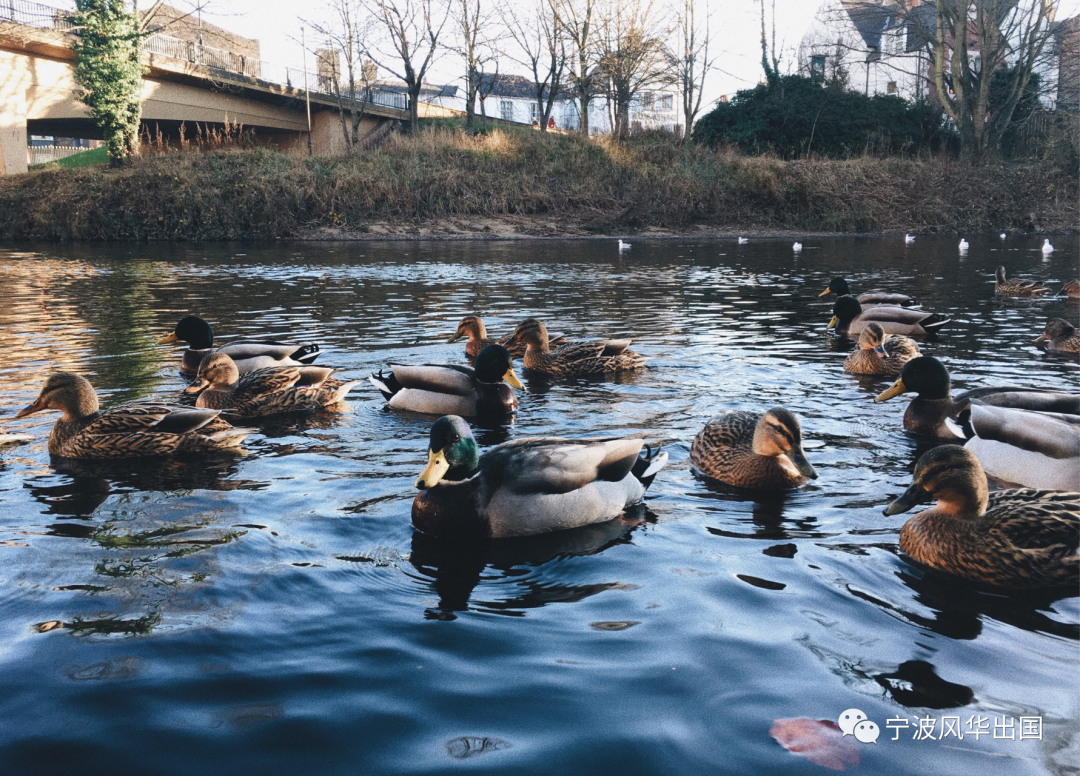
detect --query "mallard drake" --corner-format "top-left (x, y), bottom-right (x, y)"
top-left (158, 316), bottom-right (320, 376)
top-left (1035, 318), bottom-right (1080, 353)
top-left (448, 315), bottom-right (566, 359)
top-left (843, 322), bottom-right (921, 375)
top-left (874, 356), bottom-right (1080, 438)
top-left (14, 372), bottom-right (253, 458)
top-left (184, 352), bottom-right (358, 417)
top-left (1063, 280), bottom-right (1080, 300)
top-left (883, 445), bottom-right (1078, 589)
top-left (964, 404), bottom-right (1080, 491)
top-left (828, 297), bottom-right (950, 337)
top-left (819, 277), bottom-right (917, 307)
top-left (510, 319), bottom-right (646, 378)
top-left (690, 408), bottom-right (818, 490)
top-left (995, 267), bottom-right (1049, 297)
top-left (411, 415), bottom-right (668, 539)
top-left (370, 345), bottom-right (522, 417)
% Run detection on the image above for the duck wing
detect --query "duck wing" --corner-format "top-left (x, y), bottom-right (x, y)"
top-left (860, 306), bottom-right (951, 331)
top-left (87, 403), bottom-right (227, 435)
top-left (858, 292), bottom-right (917, 307)
top-left (387, 364), bottom-right (477, 396)
top-left (969, 405), bottom-right (1080, 459)
top-left (482, 436), bottom-right (645, 494)
top-left (220, 340), bottom-right (320, 364)
top-left (983, 493), bottom-right (1079, 552)
top-left (957, 389), bottom-right (1080, 416)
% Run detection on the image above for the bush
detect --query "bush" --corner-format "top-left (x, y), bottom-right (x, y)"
top-left (692, 75), bottom-right (953, 159)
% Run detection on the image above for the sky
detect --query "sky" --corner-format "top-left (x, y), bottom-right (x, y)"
top-left (153, 0), bottom-right (1080, 109)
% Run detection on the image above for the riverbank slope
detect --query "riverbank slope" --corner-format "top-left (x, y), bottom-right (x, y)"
top-left (1, 129), bottom-right (1075, 240)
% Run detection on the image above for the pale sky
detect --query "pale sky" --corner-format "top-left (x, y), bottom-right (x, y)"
top-left (162, 0), bottom-right (1080, 110)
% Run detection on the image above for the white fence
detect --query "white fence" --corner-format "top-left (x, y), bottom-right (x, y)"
top-left (29, 146), bottom-right (94, 165)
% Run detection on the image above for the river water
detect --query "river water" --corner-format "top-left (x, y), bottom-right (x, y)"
top-left (0, 236), bottom-right (1076, 775)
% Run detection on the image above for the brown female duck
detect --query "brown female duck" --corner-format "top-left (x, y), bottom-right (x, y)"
top-left (449, 315), bottom-right (566, 359)
top-left (15, 372), bottom-right (253, 458)
top-left (994, 267), bottom-right (1049, 297)
top-left (185, 352), bottom-right (358, 418)
top-left (1034, 318), bottom-right (1080, 353)
top-left (843, 322), bottom-right (921, 375)
top-left (510, 318), bottom-right (646, 378)
top-left (690, 408), bottom-right (818, 490)
top-left (884, 445), bottom-right (1079, 589)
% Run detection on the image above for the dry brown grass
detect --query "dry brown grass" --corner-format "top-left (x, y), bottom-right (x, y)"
top-left (0, 125), bottom-right (1075, 240)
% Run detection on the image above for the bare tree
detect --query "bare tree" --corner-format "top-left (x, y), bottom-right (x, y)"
top-left (674, 0), bottom-right (714, 141)
top-left (449, 0), bottom-right (499, 129)
top-left (759, 0), bottom-right (781, 85)
top-left (502, 0), bottom-right (567, 132)
top-left (553, 0), bottom-right (599, 134)
top-left (305, 0), bottom-right (376, 152)
top-left (896, 0), bottom-right (1058, 158)
top-left (360, 0), bottom-right (450, 132)
top-left (595, 0), bottom-right (673, 139)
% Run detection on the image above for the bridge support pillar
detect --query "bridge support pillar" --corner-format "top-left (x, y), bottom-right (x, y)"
top-left (0, 52), bottom-right (29, 175)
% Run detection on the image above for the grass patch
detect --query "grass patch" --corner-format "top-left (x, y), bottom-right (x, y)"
top-left (1, 128), bottom-right (1075, 240)
top-left (30, 146), bottom-right (110, 171)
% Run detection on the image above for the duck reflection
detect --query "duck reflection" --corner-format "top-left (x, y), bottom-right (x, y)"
top-left (25, 454), bottom-right (259, 518)
top-left (701, 484), bottom-right (830, 541)
top-left (408, 508), bottom-right (649, 620)
top-left (874, 660), bottom-right (975, 709)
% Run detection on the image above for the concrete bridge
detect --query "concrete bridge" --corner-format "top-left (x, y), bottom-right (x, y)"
top-left (1, 0), bottom-right (416, 174)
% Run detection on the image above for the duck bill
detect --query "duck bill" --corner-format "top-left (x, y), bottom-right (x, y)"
top-left (818, 288), bottom-right (833, 297)
top-left (447, 332), bottom-right (464, 344)
top-left (1033, 334), bottom-right (1048, 343)
top-left (415, 450), bottom-right (450, 490)
top-left (883, 482), bottom-right (928, 516)
top-left (875, 378), bottom-right (907, 403)
top-left (827, 316), bottom-right (839, 329)
top-left (14, 398), bottom-right (45, 419)
top-left (874, 345), bottom-right (888, 358)
top-left (503, 368), bottom-right (524, 390)
top-left (789, 446), bottom-right (818, 480)
top-left (157, 332), bottom-right (179, 345)
top-left (184, 378), bottom-right (210, 394)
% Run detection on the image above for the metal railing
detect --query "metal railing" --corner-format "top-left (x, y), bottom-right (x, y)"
top-left (28, 145), bottom-right (93, 165)
top-left (4, 0), bottom-right (409, 112)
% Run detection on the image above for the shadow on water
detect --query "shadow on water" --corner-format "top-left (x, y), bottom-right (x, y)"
top-left (407, 508), bottom-right (650, 620)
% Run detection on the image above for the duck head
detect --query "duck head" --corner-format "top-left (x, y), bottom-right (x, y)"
top-left (1035, 318), bottom-right (1076, 343)
top-left (185, 351), bottom-right (240, 393)
top-left (509, 318), bottom-right (550, 350)
top-left (828, 296), bottom-right (862, 330)
top-left (884, 445), bottom-right (987, 518)
top-left (415, 415), bottom-right (481, 489)
top-left (474, 345), bottom-right (523, 389)
top-left (15, 372), bottom-right (99, 421)
top-left (876, 357), bottom-right (951, 403)
top-left (752, 408), bottom-right (818, 480)
top-left (819, 277), bottom-right (850, 298)
top-left (448, 315), bottom-right (487, 344)
top-left (159, 316), bottom-right (214, 349)
top-left (859, 322), bottom-right (889, 358)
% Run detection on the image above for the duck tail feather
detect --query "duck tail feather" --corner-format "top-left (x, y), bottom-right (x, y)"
top-left (633, 444), bottom-right (669, 489)
top-left (294, 343), bottom-right (321, 364)
top-left (921, 313), bottom-right (952, 332)
top-left (368, 371), bottom-right (399, 401)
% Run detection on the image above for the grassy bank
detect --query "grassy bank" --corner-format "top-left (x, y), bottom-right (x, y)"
top-left (1, 127), bottom-right (1076, 240)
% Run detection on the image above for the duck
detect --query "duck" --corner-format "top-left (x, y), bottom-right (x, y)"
top-left (958, 238), bottom-right (969, 253)
top-left (370, 344), bottom-right (522, 418)
top-left (905, 234), bottom-right (915, 244)
top-left (448, 315), bottom-right (566, 360)
top-left (690, 408), bottom-right (818, 490)
top-left (1063, 279), bottom-right (1080, 300)
top-left (883, 445), bottom-right (1078, 589)
top-left (964, 404), bottom-right (1080, 491)
top-left (510, 319), bottom-right (646, 378)
top-left (999, 232), bottom-right (1007, 240)
top-left (184, 352), bottom-right (358, 418)
top-left (14, 372), bottom-right (253, 458)
top-left (818, 277), bottom-right (917, 307)
top-left (843, 322), bottom-right (921, 375)
top-left (411, 415), bottom-right (668, 539)
top-left (792, 242), bottom-right (803, 253)
top-left (994, 267), bottom-right (1049, 297)
top-left (828, 297), bottom-right (950, 336)
top-left (874, 356), bottom-right (1080, 438)
top-left (158, 316), bottom-right (320, 376)
top-left (1035, 318), bottom-right (1080, 353)
top-left (1042, 238), bottom-right (1055, 255)
top-left (618, 240), bottom-right (631, 252)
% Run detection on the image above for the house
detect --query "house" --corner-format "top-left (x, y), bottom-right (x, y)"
top-left (1052, 15), bottom-right (1080, 110)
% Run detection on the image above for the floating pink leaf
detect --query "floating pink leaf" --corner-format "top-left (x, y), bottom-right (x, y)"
top-left (770, 718), bottom-right (860, 771)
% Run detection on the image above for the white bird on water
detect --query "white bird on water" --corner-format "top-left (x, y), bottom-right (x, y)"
top-left (738, 237), bottom-right (749, 244)
top-left (999, 232), bottom-right (1007, 240)
top-left (958, 238), bottom-right (969, 254)
top-left (618, 239), bottom-right (631, 252)
top-left (904, 234), bottom-right (915, 244)
top-left (1042, 238), bottom-right (1054, 255)
top-left (793, 242), bottom-right (803, 253)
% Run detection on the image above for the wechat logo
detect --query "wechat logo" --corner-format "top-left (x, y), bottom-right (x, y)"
top-left (838, 709), bottom-right (880, 744)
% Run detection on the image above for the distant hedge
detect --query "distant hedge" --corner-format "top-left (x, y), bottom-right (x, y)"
top-left (693, 75), bottom-right (953, 159)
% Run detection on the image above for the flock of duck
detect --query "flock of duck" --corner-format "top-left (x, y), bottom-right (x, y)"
top-left (8, 259), bottom-right (1080, 591)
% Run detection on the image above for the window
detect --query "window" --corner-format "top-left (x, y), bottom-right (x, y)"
top-left (659, 94), bottom-right (673, 112)
top-left (500, 100), bottom-right (514, 122)
top-left (641, 92), bottom-right (654, 110)
top-left (887, 81), bottom-right (897, 94)
top-left (529, 103), bottom-right (538, 123)
top-left (810, 54), bottom-right (826, 81)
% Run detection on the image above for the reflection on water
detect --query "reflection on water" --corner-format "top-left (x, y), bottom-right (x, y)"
top-left (0, 237), bottom-right (1077, 775)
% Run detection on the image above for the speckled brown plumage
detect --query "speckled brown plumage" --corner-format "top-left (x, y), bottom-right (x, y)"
top-left (189, 353), bottom-right (357, 418)
top-left (690, 408), bottom-right (816, 490)
top-left (1035, 318), bottom-right (1080, 353)
top-left (449, 315), bottom-right (567, 359)
top-left (511, 318), bottom-right (646, 378)
top-left (1064, 280), bottom-right (1080, 300)
top-left (888, 446), bottom-right (1079, 589)
top-left (995, 266), bottom-right (1049, 297)
top-left (16, 373), bottom-right (252, 459)
top-left (844, 323), bottom-right (921, 375)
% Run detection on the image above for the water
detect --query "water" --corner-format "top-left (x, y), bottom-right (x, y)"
top-left (0, 236), bottom-right (1076, 775)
